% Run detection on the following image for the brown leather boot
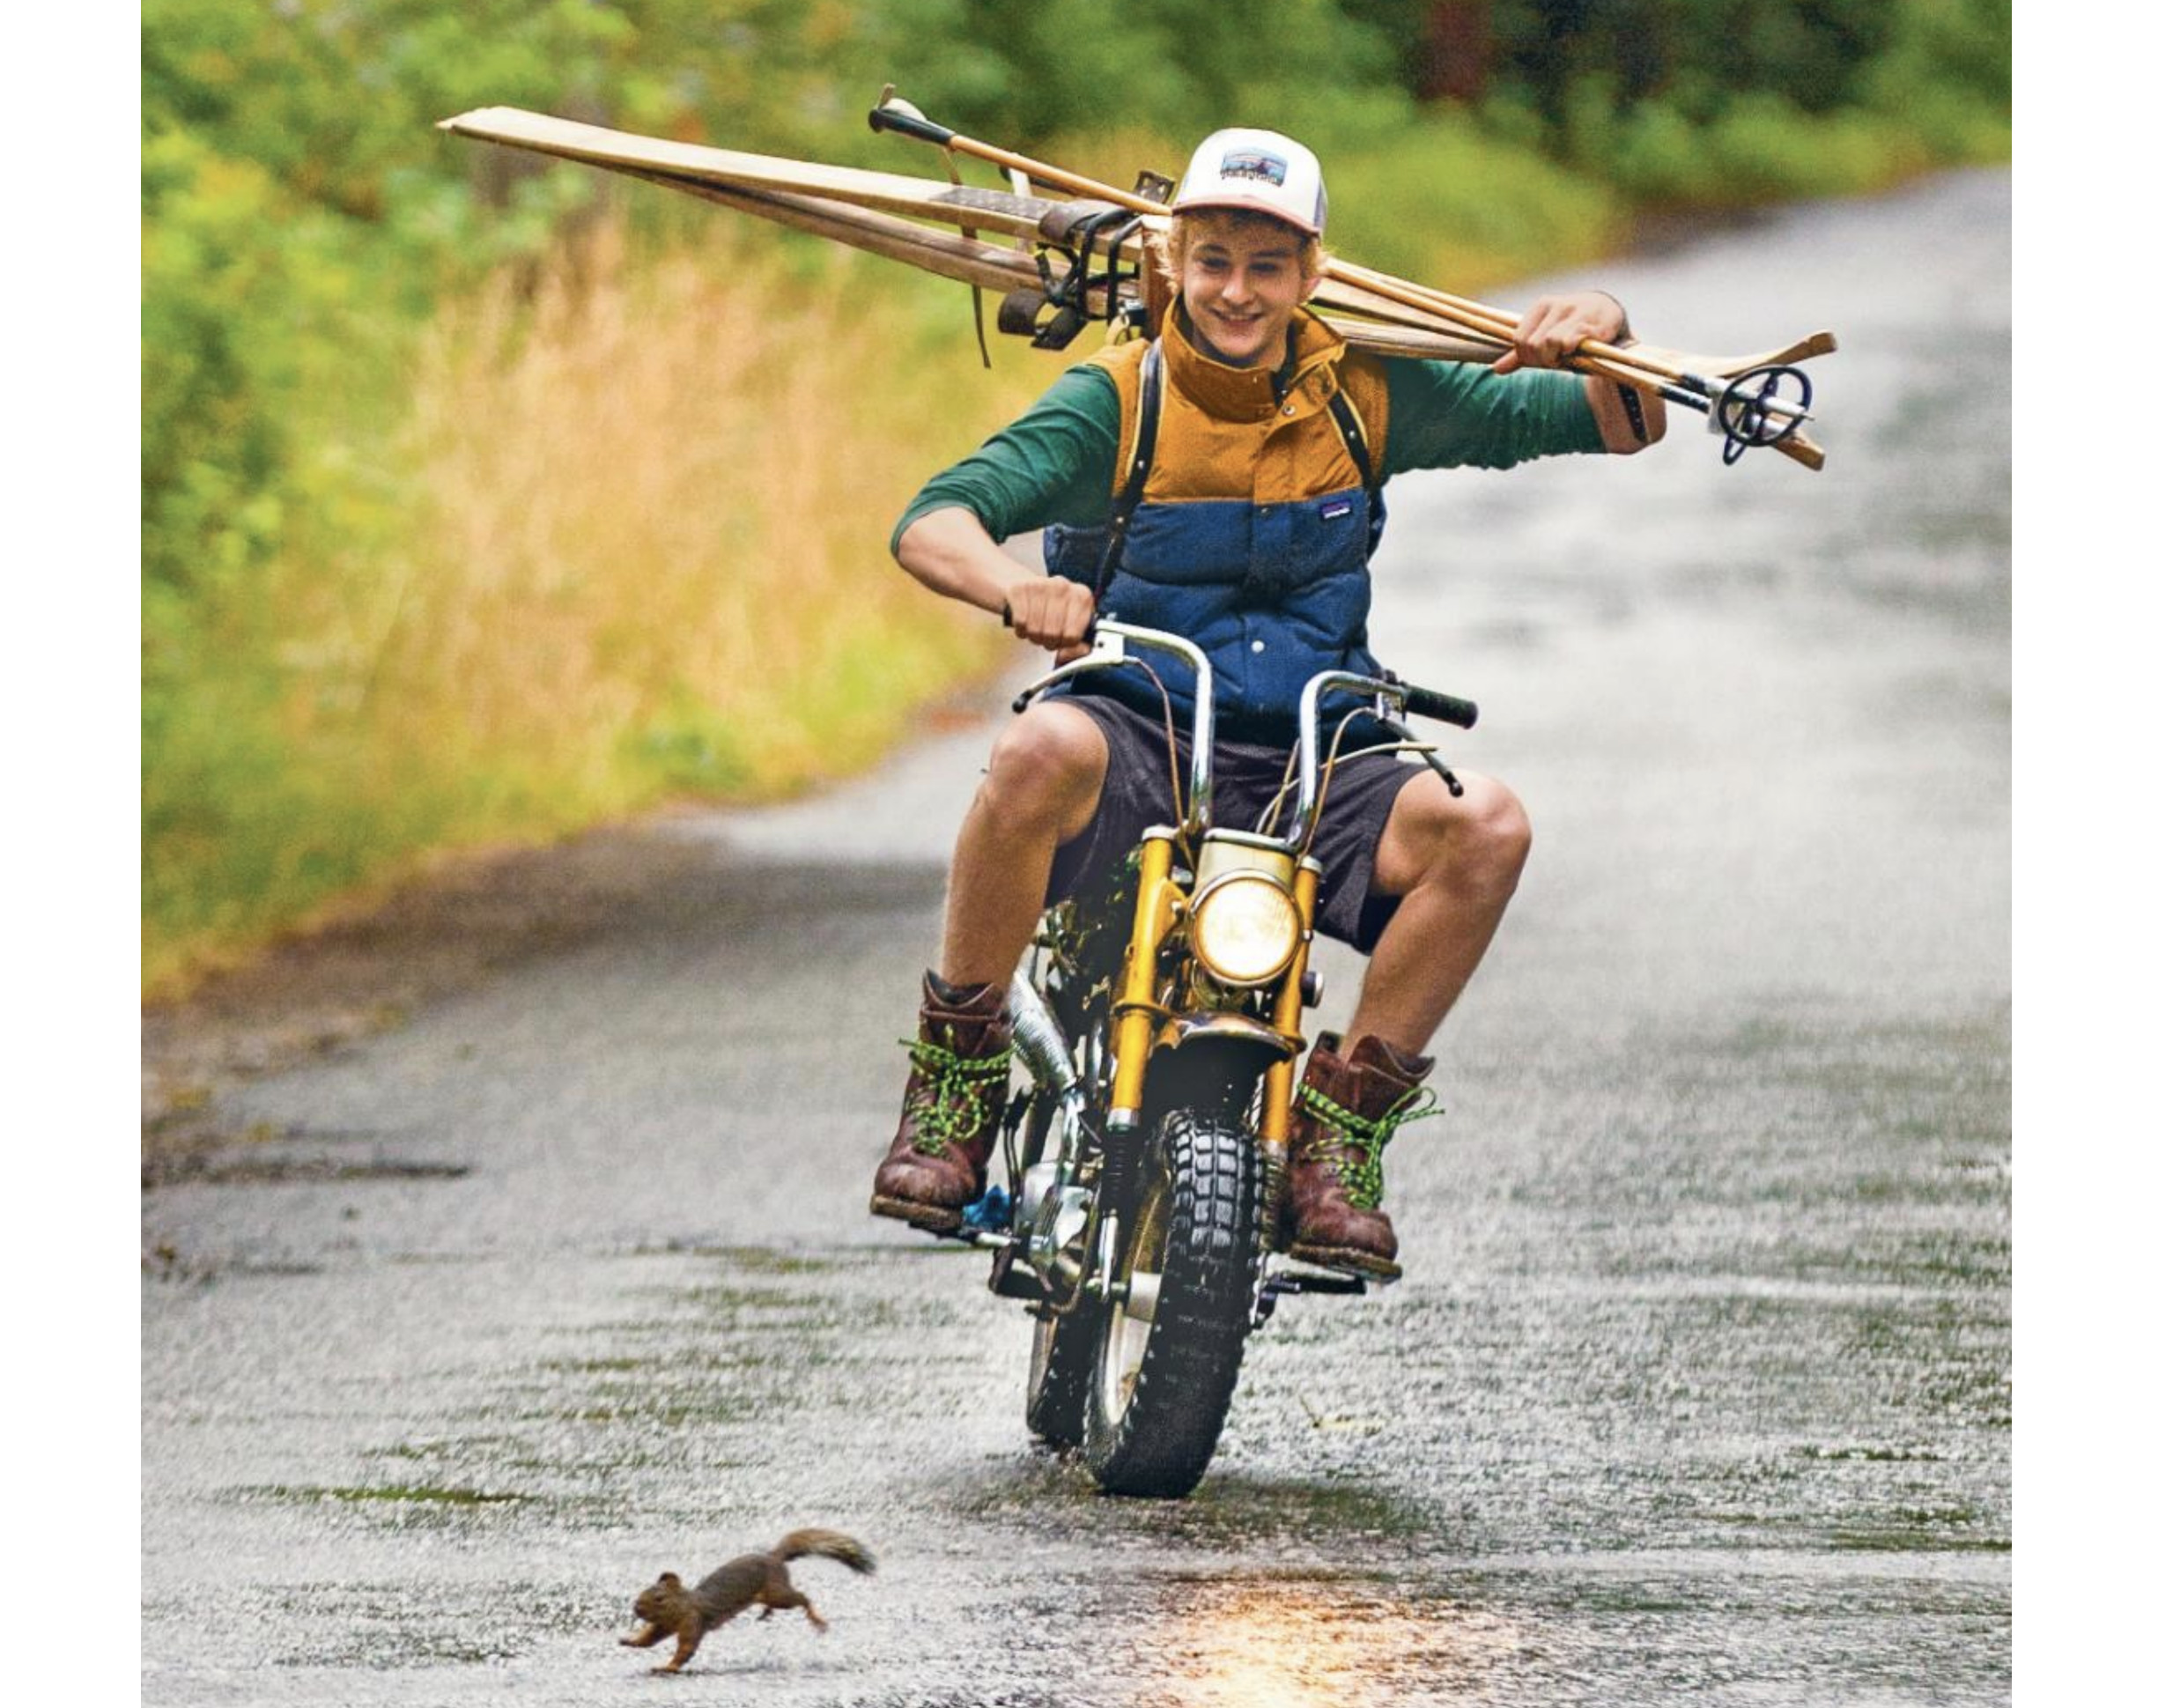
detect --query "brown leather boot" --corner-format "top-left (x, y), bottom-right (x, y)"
top-left (1282, 1031), bottom-right (1438, 1278)
top-left (868, 972), bottom-right (1013, 1232)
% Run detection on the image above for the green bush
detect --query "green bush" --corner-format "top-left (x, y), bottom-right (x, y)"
top-left (1327, 107), bottom-right (1622, 285)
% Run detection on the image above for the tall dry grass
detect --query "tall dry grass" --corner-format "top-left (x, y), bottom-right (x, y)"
top-left (390, 226), bottom-right (1035, 802)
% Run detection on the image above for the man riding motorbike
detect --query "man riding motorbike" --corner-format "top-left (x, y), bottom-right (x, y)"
top-left (869, 126), bottom-right (1667, 1277)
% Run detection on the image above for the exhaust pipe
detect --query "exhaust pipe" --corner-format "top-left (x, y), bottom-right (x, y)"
top-left (1007, 980), bottom-right (1095, 1283)
top-left (1005, 978), bottom-right (1079, 1097)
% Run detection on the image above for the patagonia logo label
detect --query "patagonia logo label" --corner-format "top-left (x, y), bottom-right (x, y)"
top-left (1220, 149), bottom-right (1289, 188)
top-left (1321, 499), bottom-right (1354, 521)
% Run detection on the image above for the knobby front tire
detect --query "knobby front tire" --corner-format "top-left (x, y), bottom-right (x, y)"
top-left (1083, 1105), bottom-right (1263, 1497)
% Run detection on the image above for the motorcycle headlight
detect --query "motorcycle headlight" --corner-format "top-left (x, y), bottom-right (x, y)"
top-left (1188, 873), bottom-right (1301, 987)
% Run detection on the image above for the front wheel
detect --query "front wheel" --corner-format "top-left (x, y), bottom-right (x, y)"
top-left (1083, 1105), bottom-right (1263, 1497)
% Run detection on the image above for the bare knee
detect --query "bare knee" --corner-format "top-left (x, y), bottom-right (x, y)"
top-left (1381, 773), bottom-right (1532, 901)
top-left (1466, 781), bottom-right (1533, 893)
top-left (978, 705), bottom-right (1107, 839)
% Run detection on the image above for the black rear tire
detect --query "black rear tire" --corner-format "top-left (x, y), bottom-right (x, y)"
top-left (1083, 1105), bottom-right (1263, 1497)
top-left (1016, 1026), bottom-right (1100, 1452)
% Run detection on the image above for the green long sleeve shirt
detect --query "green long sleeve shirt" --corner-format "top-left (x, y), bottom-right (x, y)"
top-left (893, 355), bottom-right (1605, 551)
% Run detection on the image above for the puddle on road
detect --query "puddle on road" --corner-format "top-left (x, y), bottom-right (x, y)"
top-left (1075, 1556), bottom-right (2010, 1708)
top-left (1130, 1574), bottom-right (1526, 1708)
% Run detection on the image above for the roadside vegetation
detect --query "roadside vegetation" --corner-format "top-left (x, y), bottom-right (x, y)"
top-left (143, 0), bottom-right (2009, 994)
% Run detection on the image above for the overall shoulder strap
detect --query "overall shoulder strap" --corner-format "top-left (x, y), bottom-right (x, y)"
top-left (1326, 386), bottom-right (1377, 496)
top-left (1326, 385), bottom-right (1381, 554)
top-left (1092, 338), bottom-right (1164, 594)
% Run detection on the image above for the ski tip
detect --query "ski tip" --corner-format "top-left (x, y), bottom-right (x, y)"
top-left (1780, 433), bottom-right (1828, 472)
top-left (437, 106), bottom-right (528, 135)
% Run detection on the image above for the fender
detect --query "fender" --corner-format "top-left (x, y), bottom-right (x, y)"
top-left (1153, 1010), bottom-right (1301, 1066)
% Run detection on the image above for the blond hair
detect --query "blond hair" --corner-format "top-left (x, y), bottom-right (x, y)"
top-left (1154, 207), bottom-right (1327, 284)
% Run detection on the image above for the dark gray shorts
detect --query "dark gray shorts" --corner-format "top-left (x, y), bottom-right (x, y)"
top-left (1043, 694), bottom-right (1423, 953)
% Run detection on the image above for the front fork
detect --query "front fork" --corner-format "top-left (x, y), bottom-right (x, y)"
top-left (1259, 860), bottom-right (1323, 1240)
top-left (1104, 832), bottom-right (1322, 1249)
top-left (1002, 847), bottom-right (1324, 1308)
top-left (1105, 831), bottom-right (1182, 1135)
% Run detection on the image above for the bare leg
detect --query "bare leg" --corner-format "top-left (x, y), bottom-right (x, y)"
top-left (938, 703), bottom-right (1109, 987)
top-left (1344, 770), bottom-right (1532, 1054)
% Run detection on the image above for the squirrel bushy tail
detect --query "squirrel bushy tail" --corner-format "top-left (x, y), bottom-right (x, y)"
top-left (772, 1528), bottom-right (876, 1574)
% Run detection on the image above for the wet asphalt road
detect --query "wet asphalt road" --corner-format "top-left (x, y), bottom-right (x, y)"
top-left (142, 170), bottom-right (2009, 1705)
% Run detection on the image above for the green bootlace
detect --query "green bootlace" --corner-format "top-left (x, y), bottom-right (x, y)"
top-left (898, 1036), bottom-right (1014, 1157)
top-left (1296, 1083), bottom-right (1440, 1211)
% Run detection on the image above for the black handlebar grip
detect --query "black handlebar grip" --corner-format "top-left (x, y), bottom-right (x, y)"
top-left (868, 103), bottom-right (956, 146)
top-left (1404, 685), bottom-right (1478, 729)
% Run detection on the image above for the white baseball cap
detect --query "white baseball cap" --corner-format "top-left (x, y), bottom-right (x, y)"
top-left (1171, 129), bottom-right (1327, 237)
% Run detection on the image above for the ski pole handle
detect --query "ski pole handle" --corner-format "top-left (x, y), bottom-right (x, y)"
top-left (868, 100), bottom-right (956, 148)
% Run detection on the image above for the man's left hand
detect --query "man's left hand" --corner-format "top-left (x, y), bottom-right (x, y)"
top-left (1490, 291), bottom-right (1629, 374)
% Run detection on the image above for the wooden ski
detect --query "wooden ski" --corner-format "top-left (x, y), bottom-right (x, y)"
top-left (442, 107), bottom-right (1517, 360)
top-left (440, 105), bottom-right (1829, 466)
top-left (440, 106), bottom-right (1060, 240)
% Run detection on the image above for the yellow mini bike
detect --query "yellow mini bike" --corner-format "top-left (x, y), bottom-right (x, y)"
top-left (961, 619), bottom-right (1477, 1497)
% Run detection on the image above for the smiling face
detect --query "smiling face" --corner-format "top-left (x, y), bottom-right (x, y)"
top-left (1173, 211), bottom-right (1319, 371)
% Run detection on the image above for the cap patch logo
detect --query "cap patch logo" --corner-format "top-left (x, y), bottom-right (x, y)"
top-left (1217, 148), bottom-right (1289, 188)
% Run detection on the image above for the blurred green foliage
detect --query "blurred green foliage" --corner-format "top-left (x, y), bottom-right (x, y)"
top-left (143, 0), bottom-right (2008, 986)
top-left (1339, 1), bottom-right (2006, 118)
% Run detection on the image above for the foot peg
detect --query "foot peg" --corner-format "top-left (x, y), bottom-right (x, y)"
top-left (1254, 1261), bottom-right (1380, 1326)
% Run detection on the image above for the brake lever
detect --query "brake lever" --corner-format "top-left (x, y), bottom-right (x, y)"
top-left (1010, 628), bottom-right (1127, 714)
top-left (1374, 716), bottom-right (1466, 799)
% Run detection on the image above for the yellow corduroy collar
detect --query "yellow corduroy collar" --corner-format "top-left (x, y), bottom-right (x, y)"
top-left (1164, 299), bottom-right (1348, 423)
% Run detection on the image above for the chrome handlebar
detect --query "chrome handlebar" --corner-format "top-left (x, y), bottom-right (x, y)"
top-left (1282, 670), bottom-right (1416, 853)
top-left (1013, 622), bottom-right (1216, 836)
top-left (1013, 625), bottom-right (1447, 853)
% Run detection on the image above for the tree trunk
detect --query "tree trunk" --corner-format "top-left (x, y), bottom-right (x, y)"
top-left (1415, 2), bottom-right (1493, 104)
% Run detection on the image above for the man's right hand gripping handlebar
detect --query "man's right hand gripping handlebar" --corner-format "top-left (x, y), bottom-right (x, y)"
top-left (1001, 577), bottom-right (1097, 663)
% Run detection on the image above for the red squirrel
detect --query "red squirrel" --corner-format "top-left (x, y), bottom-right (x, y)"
top-left (621, 1529), bottom-right (876, 1673)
